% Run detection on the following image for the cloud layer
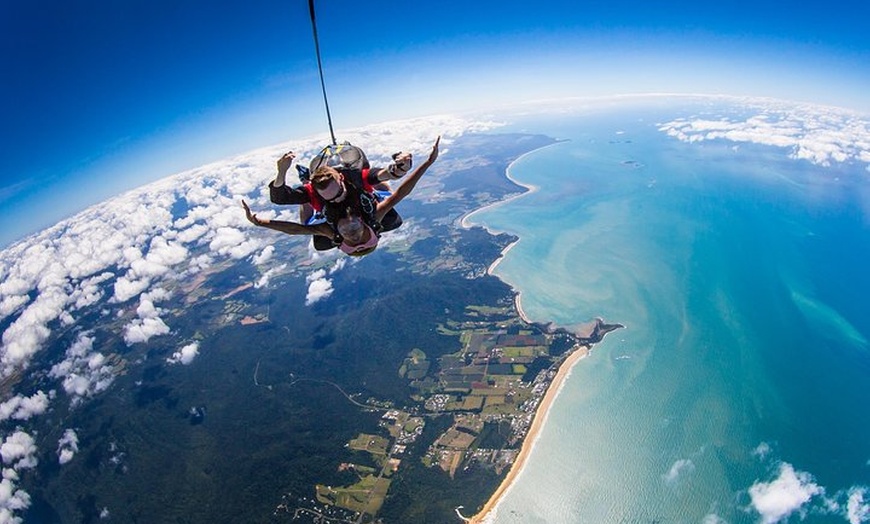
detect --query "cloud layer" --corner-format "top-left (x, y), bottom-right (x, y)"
top-left (659, 99), bottom-right (870, 171)
top-left (0, 114), bottom-right (495, 523)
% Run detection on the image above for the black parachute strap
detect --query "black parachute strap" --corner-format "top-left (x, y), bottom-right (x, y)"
top-left (308, 0), bottom-right (337, 146)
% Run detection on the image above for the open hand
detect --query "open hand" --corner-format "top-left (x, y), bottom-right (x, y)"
top-left (426, 136), bottom-right (441, 164)
top-left (392, 151), bottom-right (413, 173)
top-left (241, 200), bottom-right (267, 226)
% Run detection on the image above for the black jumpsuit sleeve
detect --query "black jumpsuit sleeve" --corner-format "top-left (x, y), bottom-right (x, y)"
top-left (269, 182), bottom-right (311, 205)
top-left (365, 168), bottom-right (387, 185)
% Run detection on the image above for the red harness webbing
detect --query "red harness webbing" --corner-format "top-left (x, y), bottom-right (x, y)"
top-left (303, 183), bottom-right (323, 212)
top-left (360, 168), bottom-right (373, 193)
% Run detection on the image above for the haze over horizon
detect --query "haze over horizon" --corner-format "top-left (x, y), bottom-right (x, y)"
top-left (2, 0), bottom-right (868, 247)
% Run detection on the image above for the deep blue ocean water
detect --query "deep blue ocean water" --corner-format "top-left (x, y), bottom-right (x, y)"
top-left (466, 101), bottom-right (870, 523)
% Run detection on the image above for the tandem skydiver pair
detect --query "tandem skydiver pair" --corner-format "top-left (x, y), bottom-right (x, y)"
top-left (242, 137), bottom-right (440, 257)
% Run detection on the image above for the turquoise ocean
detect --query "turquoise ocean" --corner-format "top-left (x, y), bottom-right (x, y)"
top-left (466, 101), bottom-right (870, 523)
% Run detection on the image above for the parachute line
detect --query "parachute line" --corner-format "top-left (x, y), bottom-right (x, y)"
top-left (308, 0), bottom-right (337, 146)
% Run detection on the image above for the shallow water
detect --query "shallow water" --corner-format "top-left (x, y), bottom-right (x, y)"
top-left (466, 102), bottom-right (870, 523)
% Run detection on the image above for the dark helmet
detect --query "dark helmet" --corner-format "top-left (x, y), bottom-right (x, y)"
top-left (309, 141), bottom-right (370, 172)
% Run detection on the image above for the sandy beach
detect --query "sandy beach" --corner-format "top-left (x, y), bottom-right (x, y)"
top-left (467, 343), bottom-right (590, 523)
top-left (462, 140), bottom-right (592, 523)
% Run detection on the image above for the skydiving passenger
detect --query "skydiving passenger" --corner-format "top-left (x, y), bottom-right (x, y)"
top-left (270, 142), bottom-right (413, 233)
top-left (242, 136), bottom-right (440, 257)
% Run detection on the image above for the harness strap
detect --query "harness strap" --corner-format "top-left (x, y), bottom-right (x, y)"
top-left (360, 168), bottom-right (374, 193)
top-left (302, 183), bottom-right (323, 212)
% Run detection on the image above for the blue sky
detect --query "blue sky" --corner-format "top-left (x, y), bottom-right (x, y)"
top-left (1, 0), bottom-right (868, 248)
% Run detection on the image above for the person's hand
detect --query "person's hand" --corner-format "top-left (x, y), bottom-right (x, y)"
top-left (392, 151), bottom-right (413, 172)
top-left (242, 200), bottom-right (267, 226)
top-left (385, 151), bottom-right (413, 179)
top-left (276, 151), bottom-right (296, 174)
top-left (426, 136), bottom-right (441, 165)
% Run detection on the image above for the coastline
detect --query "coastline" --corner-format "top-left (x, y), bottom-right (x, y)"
top-left (459, 140), bottom-right (567, 232)
top-left (463, 141), bottom-right (566, 317)
top-left (467, 344), bottom-right (591, 523)
top-left (460, 140), bottom-right (597, 523)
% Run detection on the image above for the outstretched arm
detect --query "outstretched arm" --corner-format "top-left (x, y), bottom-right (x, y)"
top-left (269, 152), bottom-right (315, 205)
top-left (242, 200), bottom-right (334, 238)
top-left (374, 136), bottom-right (440, 222)
top-left (271, 151), bottom-right (295, 188)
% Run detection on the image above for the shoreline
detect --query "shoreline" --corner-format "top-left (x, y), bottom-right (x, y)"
top-left (467, 345), bottom-right (591, 523)
top-left (459, 140), bottom-right (599, 523)
top-left (459, 140), bottom-right (567, 232)
top-left (463, 141), bottom-right (566, 321)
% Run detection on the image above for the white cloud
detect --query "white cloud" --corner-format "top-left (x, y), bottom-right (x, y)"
top-left (167, 342), bottom-right (200, 366)
top-left (753, 442), bottom-right (773, 460)
top-left (329, 258), bottom-right (347, 274)
top-left (111, 237), bottom-right (187, 303)
top-left (206, 198), bottom-right (249, 229)
top-left (252, 245), bottom-right (274, 265)
top-left (0, 181), bottom-right (188, 374)
top-left (112, 276), bottom-right (151, 304)
top-left (0, 432), bottom-right (37, 471)
top-left (847, 487), bottom-right (870, 524)
top-left (814, 485), bottom-right (870, 524)
top-left (187, 253), bottom-right (215, 273)
top-left (663, 458), bottom-right (695, 486)
top-left (305, 271), bottom-right (334, 306)
top-left (209, 227), bottom-right (263, 260)
top-left (748, 462), bottom-right (824, 524)
top-left (57, 429), bottom-right (79, 465)
top-left (123, 289), bottom-right (171, 345)
top-left (0, 391), bottom-right (50, 422)
top-left (659, 101), bottom-right (870, 171)
top-left (49, 333), bottom-right (115, 405)
top-left (303, 258), bottom-right (351, 306)
top-left (0, 274), bottom-right (30, 323)
top-left (0, 467), bottom-right (30, 524)
top-left (70, 272), bottom-right (113, 310)
top-left (144, 236), bottom-right (188, 267)
top-left (254, 263), bottom-right (287, 289)
top-left (175, 223), bottom-right (209, 244)
top-left (123, 317), bottom-right (170, 345)
top-left (0, 278), bottom-right (29, 303)
top-left (0, 287), bottom-right (68, 375)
